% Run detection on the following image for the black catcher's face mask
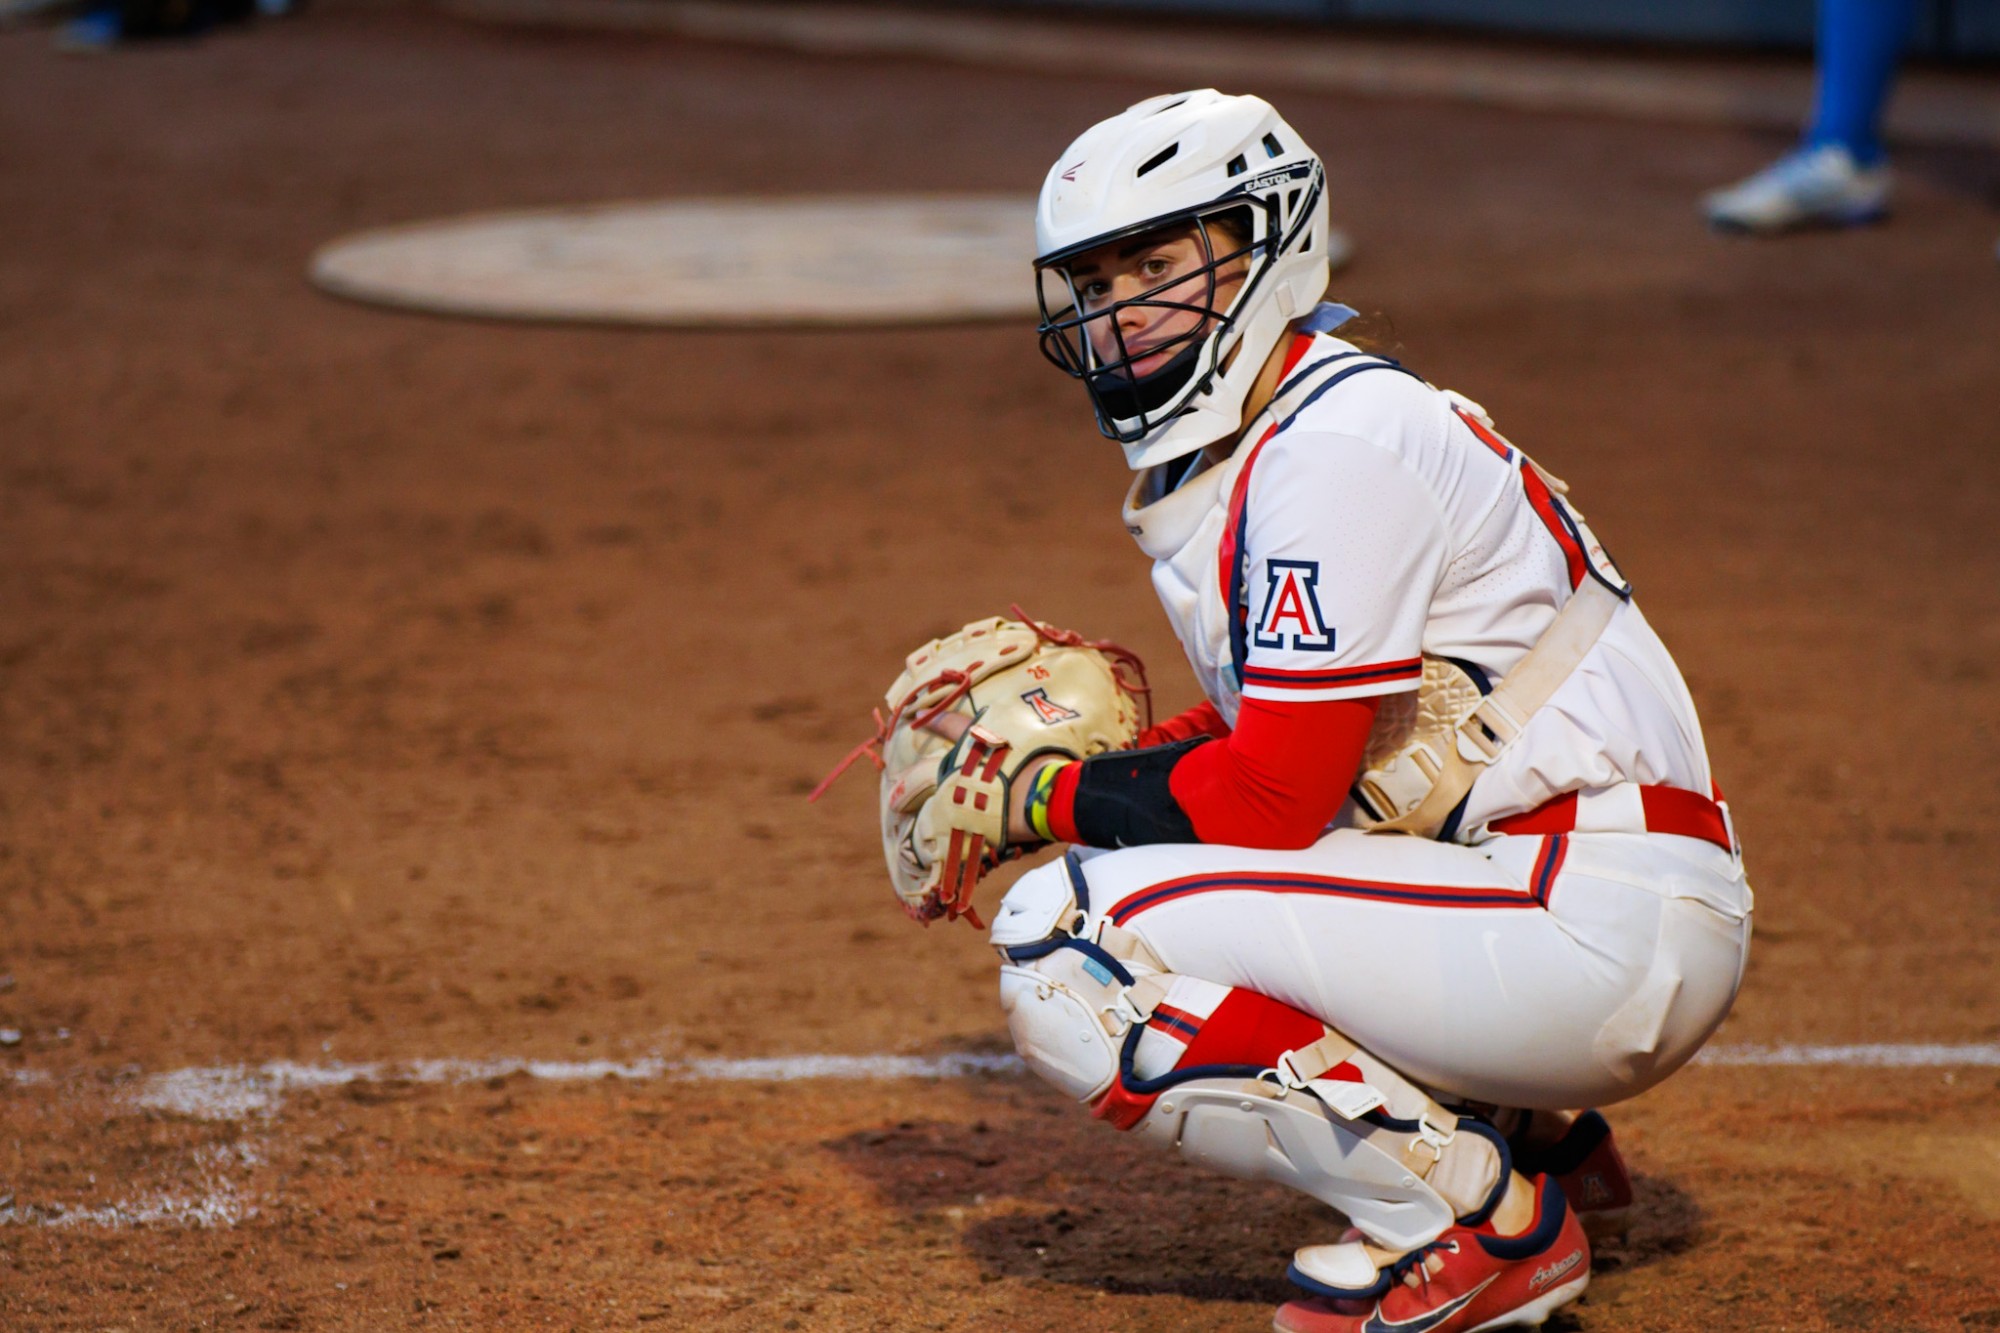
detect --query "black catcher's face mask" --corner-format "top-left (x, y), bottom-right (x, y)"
top-left (1036, 208), bottom-right (1267, 442)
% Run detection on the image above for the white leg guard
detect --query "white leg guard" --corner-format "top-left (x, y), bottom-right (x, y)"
top-left (990, 855), bottom-right (1507, 1254)
top-left (1127, 1076), bottom-right (1455, 1251)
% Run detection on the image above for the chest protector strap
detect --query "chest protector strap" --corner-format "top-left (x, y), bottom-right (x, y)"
top-left (1370, 576), bottom-right (1621, 840)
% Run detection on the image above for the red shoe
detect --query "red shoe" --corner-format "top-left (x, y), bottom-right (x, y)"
top-left (1273, 1175), bottom-right (1589, 1333)
top-left (1512, 1109), bottom-right (1632, 1237)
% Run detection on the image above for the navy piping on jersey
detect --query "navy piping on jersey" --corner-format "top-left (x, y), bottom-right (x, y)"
top-left (1225, 497), bottom-right (1250, 681)
top-left (1272, 349), bottom-right (1371, 396)
top-left (1226, 357), bottom-right (1424, 690)
top-left (1549, 490), bottom-right (1634, 601)
top-left (1586, 562), bottom-right (1633, 600)
top-left (1240, 660), bottom-right (1421, 689)
top-left (1275, 356), bottom-right (1422, 433)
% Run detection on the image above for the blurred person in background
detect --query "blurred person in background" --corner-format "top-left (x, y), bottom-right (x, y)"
top-left (1704, 0), bottom-right (1916, 233)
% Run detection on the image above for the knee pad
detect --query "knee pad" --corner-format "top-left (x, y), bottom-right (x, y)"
top-left (993, 854), bottom-right (1167, 1103)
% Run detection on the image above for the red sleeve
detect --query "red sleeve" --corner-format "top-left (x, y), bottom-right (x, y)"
top-left (1134, 700), bottom-right (1232, 748)
top-left (1046, 693), bottom-right (1378, 850)
top-left (1166, 693), bottom-right (1379, 849)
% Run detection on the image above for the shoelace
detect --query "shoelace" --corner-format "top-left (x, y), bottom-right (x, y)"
top-left (1388, 1236), bottom-right (1461, 1292)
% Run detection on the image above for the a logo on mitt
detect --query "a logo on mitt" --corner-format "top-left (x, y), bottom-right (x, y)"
top-left (1020, 688), bottom-right (1083, 726)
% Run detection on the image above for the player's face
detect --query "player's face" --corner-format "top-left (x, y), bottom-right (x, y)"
top-left (1064, 223), bottom-right (1248, 378)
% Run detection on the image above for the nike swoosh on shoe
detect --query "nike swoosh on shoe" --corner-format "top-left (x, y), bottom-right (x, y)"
top-left (1359, 1274), bottom-right (1499, 1333)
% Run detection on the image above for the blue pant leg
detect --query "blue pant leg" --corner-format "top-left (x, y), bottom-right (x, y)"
top-left (1806, 0), bottom-right (1921, 165)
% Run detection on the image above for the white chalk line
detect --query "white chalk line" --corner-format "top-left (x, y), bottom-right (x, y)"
top-left (3, 1043), bottom-right (1992, 1230)
top-left (1695, 1042), bottom-right (2000, 1068)
top-left (0, 1142), bottom-right (260, 1230)
top-left (123, 1051), bottom-right (1025, 1121)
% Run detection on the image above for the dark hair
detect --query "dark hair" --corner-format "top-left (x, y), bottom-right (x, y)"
top-left (1200, 207), bottom-right (1254, 257)
top-left (1333, 309), bottom-right (1399, 356)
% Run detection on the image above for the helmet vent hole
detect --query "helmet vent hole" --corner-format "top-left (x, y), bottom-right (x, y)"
top-left (1136, 142), bottom-right (1180, 178)
top-left (1301, 234), bottom-right (1313, 253)
top-left (1262, 133), bottom-right (1284, 158)
top-left (1285, 188), bottom-right (1301, 217)
top-left (1226, 154), bottom-right (1247, 178)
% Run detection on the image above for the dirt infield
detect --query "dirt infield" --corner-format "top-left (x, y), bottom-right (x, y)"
top-left (2, 5), bottom-right (1999, 1330)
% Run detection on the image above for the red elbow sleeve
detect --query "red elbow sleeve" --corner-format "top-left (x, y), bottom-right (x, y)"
top-left (1166, 693), bottom-right (1380, 848)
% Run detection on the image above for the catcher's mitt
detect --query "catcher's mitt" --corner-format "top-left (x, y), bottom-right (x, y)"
top-left (812, 609), bottom-right (1149, 927)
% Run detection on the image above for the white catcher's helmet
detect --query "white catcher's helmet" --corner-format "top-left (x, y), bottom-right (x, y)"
top-left (1035, 90), bottom-right (1332, 469)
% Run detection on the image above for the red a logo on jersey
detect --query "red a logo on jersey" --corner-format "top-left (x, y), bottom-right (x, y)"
top-left (1253, 559), bottom-right (1336, 652)
top-left (1021, 687), bottom-right (1082, 725)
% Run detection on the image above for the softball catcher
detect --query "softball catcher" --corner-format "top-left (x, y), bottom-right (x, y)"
top-left (826, 90), bottom-right (1752, 1333)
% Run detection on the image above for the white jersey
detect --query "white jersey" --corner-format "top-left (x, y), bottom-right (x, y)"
top-left (1122, 329), bottom-right (1716, 841)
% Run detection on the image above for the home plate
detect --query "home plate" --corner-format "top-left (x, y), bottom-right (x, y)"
top-left (307, 194), bottom-right (1044, 327)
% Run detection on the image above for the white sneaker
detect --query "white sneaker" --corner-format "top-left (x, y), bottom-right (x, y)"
top-left (1703, 144), bottom-right (1890, 233)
